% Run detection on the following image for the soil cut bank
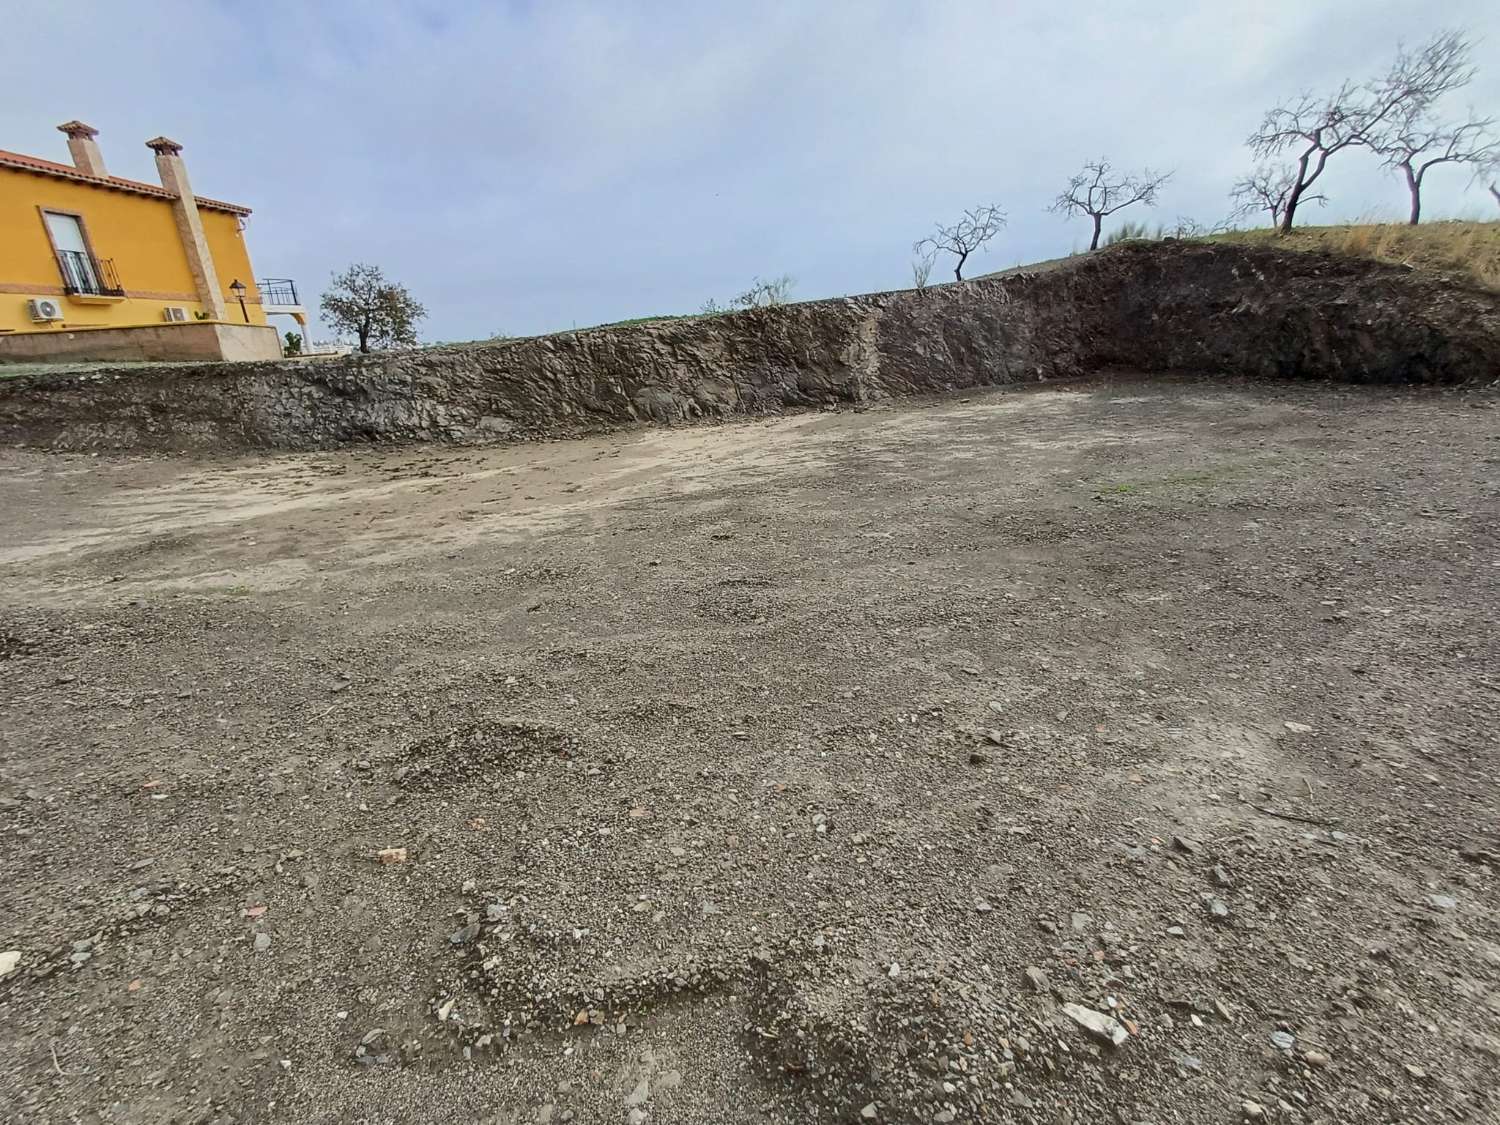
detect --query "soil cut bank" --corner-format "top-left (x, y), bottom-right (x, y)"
top-left (1, 240), bottom-right (1498, 452)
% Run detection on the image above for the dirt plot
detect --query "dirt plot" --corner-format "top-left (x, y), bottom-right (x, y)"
top-left (1, 373), bottom-right (1497, 1125)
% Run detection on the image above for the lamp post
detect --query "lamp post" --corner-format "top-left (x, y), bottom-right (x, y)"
top-left (229, 279), bottom-right (248, 323)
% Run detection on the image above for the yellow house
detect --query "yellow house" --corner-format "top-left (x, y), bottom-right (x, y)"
top-left (0, 121), bottom-right (306, 363)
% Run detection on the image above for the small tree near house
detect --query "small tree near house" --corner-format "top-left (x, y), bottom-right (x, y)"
top-left (1050, 160), bottom-right (1172, 251)
top-left (914, 205), bottom-right (1006, 282)
top-left (320, 263), bottom-right (426, 354)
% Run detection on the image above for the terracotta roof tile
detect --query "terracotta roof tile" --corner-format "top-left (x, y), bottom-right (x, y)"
top-left (0, 148), bottom-right (251, 215)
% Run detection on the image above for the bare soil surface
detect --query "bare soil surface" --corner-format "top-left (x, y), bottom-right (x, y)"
top-left (1, 374), bottom-right (1497, 1125)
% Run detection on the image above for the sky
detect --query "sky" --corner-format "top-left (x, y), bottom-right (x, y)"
top-left (4, 1), bottom-right (1498, 343)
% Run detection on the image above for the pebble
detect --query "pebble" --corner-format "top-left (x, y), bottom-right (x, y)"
top-left (974, 899), bottom-right (993, 913)
top-left (1070, 911), bottom-right (1093, 932)
top-left (1167, 925), bottom-right (1187, 938)
top-left (1426, 893), bottom-right (1458, 911)
top-left (1172, 835), bottom-right (1203, 855)
top-left (1212, 865), bottom-right (1233, 887)
top-left (1062, 1002), bottom-right (1129, 1048)
top-left (1303, 1049), bottom-right (1329, 1068)
top-left (1270, 1030), bottom-right (1295, 1051)
top-left (1024, 966), bottom-right (1050, 993)
top-left (1243, 1100), bottom-right (1266, 1120)
top-left (1283, 721), bottom-right (1313, 734)
top-left (627, 1110), bottom-right (648, 1125)
top-left (450, 922), bottom-right (480, 945)
top-left (0, 951), bottom-right (20, 978)
top-left (1206, 897), bottom-right (1231, 919)
top-left (253, 933), bottom-right (272, 953)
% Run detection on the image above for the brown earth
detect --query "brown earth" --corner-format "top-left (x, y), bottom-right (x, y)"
top-left (3, 240), bottom-right (1498, 456)
top-left (1, 373), bottom-right (1498, 1124)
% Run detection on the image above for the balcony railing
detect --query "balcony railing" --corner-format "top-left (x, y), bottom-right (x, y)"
top-left (257, 278), bottom-right (300, 307)
top-left (57, 250), bottom-right (124, 297)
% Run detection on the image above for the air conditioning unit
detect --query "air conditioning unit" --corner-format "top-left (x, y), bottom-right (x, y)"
top-left (162, 306), bottom-right (189, 323)
top-left (27, 298), bottom-right (63, 322)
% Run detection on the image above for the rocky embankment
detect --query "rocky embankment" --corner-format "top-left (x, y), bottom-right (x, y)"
top-left (1, 240), bottom-right (1497, 452)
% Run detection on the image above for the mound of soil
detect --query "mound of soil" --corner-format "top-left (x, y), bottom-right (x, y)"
top-left (1, 241), bottom-right (1497, 452)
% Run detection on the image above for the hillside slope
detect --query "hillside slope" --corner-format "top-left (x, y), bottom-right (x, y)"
top-left (1207, 220), bottom-right (1499, 289)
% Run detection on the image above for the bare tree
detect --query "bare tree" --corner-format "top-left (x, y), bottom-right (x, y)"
top-left (1366, 33), bottom-right (1496, 223)
top-left (731, 275), bottom-right (795, 310)
top-left (320, 263), bottom-right (426, 353)
top-left (914, 205), bottom-right (1006, 281)
top-left (911, 249), bottom-right (935, 292)
top-left (701, 275), bottom-right (796, 316)
top-left (1249, 29), bottom-right (1476, 233)
top-left (1246, 85), bottom-right (1370, 233)
top-left (1164, 215), bottom-right (1229, 239)
top-left (1050, 160), bottom-right (1172, 251)
top-left (1379, 116), bottom-right (1497, 223)
top-left (1229, 164), bottom-right (1326, 228)
top-left (1475, 154), bottom-right (1500, 211)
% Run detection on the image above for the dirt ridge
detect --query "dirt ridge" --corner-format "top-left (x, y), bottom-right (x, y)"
top-left (1, 240), bottom-right (1497, 453)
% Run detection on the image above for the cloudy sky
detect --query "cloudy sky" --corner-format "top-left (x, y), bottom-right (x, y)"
top-left (5, 1), bottom-right (1498, 342)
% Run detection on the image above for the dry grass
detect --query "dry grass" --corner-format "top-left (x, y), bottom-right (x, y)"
top-left (1208, 220), bottom-right (1500, 289)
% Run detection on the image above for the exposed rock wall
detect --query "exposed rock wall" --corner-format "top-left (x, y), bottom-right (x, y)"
top-left (1, 241), bottom-right (1496, 453)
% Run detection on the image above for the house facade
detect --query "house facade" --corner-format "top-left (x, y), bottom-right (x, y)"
top-left (0, 122), bottom-right (305, 364)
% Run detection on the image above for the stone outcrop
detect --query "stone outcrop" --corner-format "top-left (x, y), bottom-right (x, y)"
top-left (2, 240), bottom-right (1496, 453)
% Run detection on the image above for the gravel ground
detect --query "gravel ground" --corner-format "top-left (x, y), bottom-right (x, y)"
top-left (0, 373), bottom-right (1497, 1125)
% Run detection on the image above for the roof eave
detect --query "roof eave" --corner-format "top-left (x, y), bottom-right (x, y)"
top-left (0, 152), bottom-right (252, 216)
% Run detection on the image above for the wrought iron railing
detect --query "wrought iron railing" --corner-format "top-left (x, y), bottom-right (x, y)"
top-left (257, 278), bottom-right (300, 307)
top-left (57, 250), bottom-right (124, 297)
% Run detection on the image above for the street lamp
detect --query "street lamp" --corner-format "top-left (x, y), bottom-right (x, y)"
top-left (229, 279), bottom-right (248, 323)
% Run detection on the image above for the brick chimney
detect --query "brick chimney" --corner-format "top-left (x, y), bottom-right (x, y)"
top-left (56, 120), bottom-right (105, 177)
top-left (147, 136), bottom-right (228, 320)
